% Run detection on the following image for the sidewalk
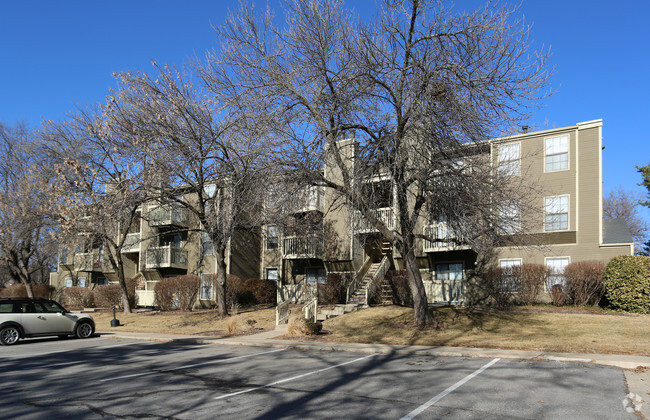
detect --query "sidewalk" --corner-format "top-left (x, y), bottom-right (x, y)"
top-left (98, 327), bottom-right (650, 418)
top-left (97, 326), bottom-right (650, 370)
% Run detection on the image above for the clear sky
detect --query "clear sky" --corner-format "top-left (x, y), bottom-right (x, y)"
top-left (1, 0), bottom-right (649, 221)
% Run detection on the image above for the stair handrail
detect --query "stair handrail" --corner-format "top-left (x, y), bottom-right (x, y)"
top-left (347, 257), bottom-right (374, 303)
top-left (365, 256), bottom-right (391, 305)
top-left (302, 296), bottom-right (318, 322)
top-left (276, 300), bottom-right (290, 325)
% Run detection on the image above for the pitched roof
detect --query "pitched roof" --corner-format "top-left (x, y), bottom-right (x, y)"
top-left (602, 218), bottom-right (633, 244)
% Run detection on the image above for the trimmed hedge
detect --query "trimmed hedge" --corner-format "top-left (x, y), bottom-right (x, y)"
top-left (154, 275), bottom-right (201, 311)
top-left (63, 286), bottom-right (95, 308)
top-left (94, 278), bottom-right (137, 309)
top-left (603, 255), bottom-right (650, 314)
top-left (0, 284), bottom-right (53, 299)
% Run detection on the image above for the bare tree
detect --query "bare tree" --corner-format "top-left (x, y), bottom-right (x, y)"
top-left (0, 122), bottom-right (56, 297)
top-left (209, 0), bottom-right (551, 326)
top-left (105, 63), bottom-right (272, 316)
top-left (44, 109), bottom-right (146, 314)
top-left (603, 186), bottom-right (648, 254)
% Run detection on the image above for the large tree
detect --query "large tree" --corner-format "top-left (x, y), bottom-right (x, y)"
top-left (44, 109), bottom-right (147, 313)
top-left (0, 122), bottom-right (56, 297)
top-left (210, 0), bottom-right (551, 326)
top-left (637, 164), bottom-right (650, 255)
top-left (105, 63), bottom-right (272, 316)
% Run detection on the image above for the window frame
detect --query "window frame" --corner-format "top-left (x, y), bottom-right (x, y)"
top-left (266, 225), bottom-right (279, 250)
top-left (200, 273), bottom-right (213, 300)
top-left (544, 195), bottom-right (570, 232)
top-left (499, 259), bottom-right (522, 292)
top-left (434, 263), bottom-right (464, 282)
top-left (266, 268), bottom-right (279, 282)
top-left (305, 267), bottom-right (327, 284)
top-left (544, 135), bottom-right (569, 173)
top-left (499, 201), bottom-right (521, 235)
top-left (498, 142), bottom-right (521, 176)
top-left (545, 257), bottom-right (570, 291)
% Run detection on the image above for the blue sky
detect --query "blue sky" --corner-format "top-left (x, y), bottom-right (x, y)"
top-left (1, 0), bottom-right (649, 221)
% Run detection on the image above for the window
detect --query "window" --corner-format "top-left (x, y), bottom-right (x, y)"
top-left (65, 277), bottom-right (73, 288)
top-left (306, 267), bottom-right (327, 284)
top-left (499, 259), bottom-right (521, 292)
top-left (266, 268), bottom-right (279, 282)
top-left (545, 195), bottom-right (569, 231)
top-left (78, 277), bottom-right (86, 288)
top-left (499, 201), bottom-right (520, 234)
top-left (59, 248), bottom-right (68, 265)
top-left (435, 263), bottom-right (463, 281)
top-left (202, 232), bottom-right (214, 255)
top-left (266, 226), bottom-right (279, 250)
top-left (200, 274), bottom-right (213, 300)
top-left (545, 135), bottom-right (569, 172)
top-left (546, 257), bottom-right (569, 291)
top-left (95, 277), bottom-right (109, 286)
top-left (498, 143), bottom-right (520, 176)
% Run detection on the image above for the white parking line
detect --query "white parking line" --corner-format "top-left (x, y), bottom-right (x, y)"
top-left (214, 353), bottom-right (379, 400)
top-left (99, 348), bottom-right (286, 382)
top-left (400, 358), bottom-right (500, 420)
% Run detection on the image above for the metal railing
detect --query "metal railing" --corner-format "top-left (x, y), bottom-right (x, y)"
top-left (74, 250), bottom-right (102, 272)
top-left (147, 205), bottom-right (189, 227)
top-left (282, 235), bottom-right (323, 258)
top-left (276, 300), bottom-right (290, 325)
top-left (353, 207), bottom-right (396, 233)
top-left (145, 245), bottom-right (188, 269)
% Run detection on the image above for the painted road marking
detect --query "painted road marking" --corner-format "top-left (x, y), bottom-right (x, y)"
top-left (399, 358), bottom-right (500, 420)
top-left (214, 353), bottom-right (379, 400)
top-left (99, 348), bottom-right (286, 382)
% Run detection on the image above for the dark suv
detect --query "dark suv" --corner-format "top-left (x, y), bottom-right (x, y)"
top-left (0, 298), bottom-right (95, 345)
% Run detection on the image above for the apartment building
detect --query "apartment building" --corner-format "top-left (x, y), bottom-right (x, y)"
top-left (50, 197), bottom-right (260, 307)
top-left (262, 119), bottom-right (633, 305)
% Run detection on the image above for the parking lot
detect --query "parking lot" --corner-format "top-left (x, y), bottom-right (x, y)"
top-left (0, 337), bottom-right (637, 419)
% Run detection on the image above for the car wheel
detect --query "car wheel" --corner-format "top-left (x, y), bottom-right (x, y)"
top-left (75, 322), bottom-right (94, 339)
top-left (0, 326), bottom-right (20, 346)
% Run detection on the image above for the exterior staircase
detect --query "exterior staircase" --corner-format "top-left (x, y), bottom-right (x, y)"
top-left (316, 303), bottom-right (362, 321)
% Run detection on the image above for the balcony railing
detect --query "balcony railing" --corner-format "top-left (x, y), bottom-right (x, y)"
top-left (147, 205), bottom-right (189, 227)
top-left (283, 235), bottom-right (323, 259)
top-left (121, 232), bottom-right (141, 253)
top-left (74, 250), bottom-right (102, 272)
top-left (423, 224), bottom-right (469, 252)
top-left (145, 245), bottom-right (188, 269)
top-left (354, 207), bottom-right (396, 233)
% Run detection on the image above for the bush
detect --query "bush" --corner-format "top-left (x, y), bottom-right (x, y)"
top-left (154, 275), bottom-right (201, 311)
top-left (241, 278), bottom-right (277, 305)
top-left (304, 319), bottom-right (323, 335)
top-left (550, 284), bottom-right (568, 306)
top-left (0, 284), bottom-right (53, 299)
top-left (63, 287), bottom-right (95, 308)
top-left (603, 255), bottom-right (650, 314)
top-left (387, 270), bottom-right (412, 307)
top-left (226, 274), bottom-right (243, 308)
top-left (483, 267), bottom-right (515, 308)
top-left (517, 264), bottom-right (548, 306)
top-left (94, 278), bottom-right (137, 309)
top-left (565, 261), bottom-right (606, 306)
top-left (319, 273), bottom-right (345, 304)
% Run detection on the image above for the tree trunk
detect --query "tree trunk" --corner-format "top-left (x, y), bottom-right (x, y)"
top-left (404, 250), bottom-right (433, 328)
top-left (23, 280), bottom-right (34, 299)
top-left (116, 259), bottom-right (133, 314)
top-left (215, 247), bottom-right (229, 317)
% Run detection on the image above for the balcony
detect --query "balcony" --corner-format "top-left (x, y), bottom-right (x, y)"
top-left (283, 235), bottom-right (323, 259)
top-left (147, 205), bottom-right (189, 228)
top-left (289, 186), bottom-right (325, 214)
top-left (354, 207), bottom-right (396, 233)
top-left (145, 245), bottom-right (188, 269)
top-left (74, 250), bottom-right (102, 272)
top-left (423, 224), bottom-right (469, 252)
top-left (121, 232), bottom-right (141, 253)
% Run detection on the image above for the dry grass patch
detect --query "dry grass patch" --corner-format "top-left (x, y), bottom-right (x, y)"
top-left (319, 305), bottom-right (650, 356)
top-left (91, 306), bottom-right (276, 337)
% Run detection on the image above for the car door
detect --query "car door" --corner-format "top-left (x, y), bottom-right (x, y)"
top-left (28, 302), bottom-right (74, 334)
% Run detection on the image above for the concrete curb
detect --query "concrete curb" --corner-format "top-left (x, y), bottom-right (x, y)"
top-left (97, 330), bottom-right (650, 370)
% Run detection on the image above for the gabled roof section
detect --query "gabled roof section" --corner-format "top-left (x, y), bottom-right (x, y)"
top-left (602, 218), bottom-right (633, 244)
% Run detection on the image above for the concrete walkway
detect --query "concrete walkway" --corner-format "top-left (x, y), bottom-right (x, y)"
top-left (97, 326), bottom-right (650, 418)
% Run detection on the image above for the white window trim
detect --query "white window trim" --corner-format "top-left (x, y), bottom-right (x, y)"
top-left (266, 225), bottom-right (279, 250)
top-left (544, 194), bottom-right (570, 232)
top-left (545, 256), bottom-right (570, 292)
top-left (266, 267), bottom-right (279, 282)
top-left (499, 201), bottom-right (521, 235)
top-left (497, 142), bottom-right (521, 177)
top-left (200, 273), bottom-right (213, 300)
top-left (544, 135), bottom-right (570, 173)
top-left (499, 259), bottom-right (522, 292)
